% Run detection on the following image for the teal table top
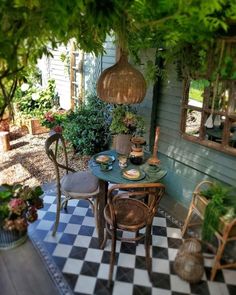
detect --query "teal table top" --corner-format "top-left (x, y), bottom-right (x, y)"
top-left (89, 150), bottom-right (167, 184)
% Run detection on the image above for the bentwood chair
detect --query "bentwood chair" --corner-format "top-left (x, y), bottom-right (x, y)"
top-left (45, 133), bottom-right (100, 236)
top-left (101, 182), bottom-right (165, 286)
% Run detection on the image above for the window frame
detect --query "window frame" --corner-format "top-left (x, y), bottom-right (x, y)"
top-left (180, 78), bottom-right (236, 156)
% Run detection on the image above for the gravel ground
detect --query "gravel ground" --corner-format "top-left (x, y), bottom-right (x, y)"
top-left (0, 126), bottom-right (89, 187)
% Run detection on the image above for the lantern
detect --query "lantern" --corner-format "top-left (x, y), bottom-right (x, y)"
top-left (97, 53), bottom-right (147, 104)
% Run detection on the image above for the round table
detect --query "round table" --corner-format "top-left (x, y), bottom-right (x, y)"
top-left (89, 150), bottom-right (167, 246)
top-left (89, 150), bottom-right (167, 184)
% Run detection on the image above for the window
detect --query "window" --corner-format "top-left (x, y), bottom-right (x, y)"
top-left (181, 38), bottom-right (236, 156)
top-left (70, 43), bottom-right (84, 109)
top-left (181, 78), bottom-right (236, 156)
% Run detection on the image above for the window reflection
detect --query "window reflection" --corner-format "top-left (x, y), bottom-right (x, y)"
top-left (185, 110), bottom-right (201, 137)
top-left (229, 120), bottom-right (236, 148)
top-left (205, 125), bottom-right (223, 144)
top-left (188, 80), bottom-right (207, 108)
top-left (182, 77), bottom-right (236, 155)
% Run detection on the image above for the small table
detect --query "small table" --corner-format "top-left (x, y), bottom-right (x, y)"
top-left (88, 150), bottom-right (167, 246)
top-left (206, 127), bottom-right (223, 142)
top-left (206, 127), bottom-right (236, 147)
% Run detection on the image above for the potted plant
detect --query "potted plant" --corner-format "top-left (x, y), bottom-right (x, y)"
top-left (14, 78), bottom-right (59, 135)
top-left (0, 184), bottom-right (43, 249)
top-left (41, 109), bottom-right (68, 134)
top-left (199, 182), bottom-right (236, 242)
top-left (110, 105), bottom-right (145, 155)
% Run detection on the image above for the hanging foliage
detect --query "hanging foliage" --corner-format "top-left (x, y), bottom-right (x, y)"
top-left (1, 0), bottom-right (236, 117)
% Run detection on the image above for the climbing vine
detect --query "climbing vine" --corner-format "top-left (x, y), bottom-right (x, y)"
top-left (1, 0), bottom-right (236, 117)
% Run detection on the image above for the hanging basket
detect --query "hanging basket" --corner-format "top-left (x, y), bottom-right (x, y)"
top-left (0, 229), bottom-right (27, 250)
top-left (97, 53), bottom-right (147, 105)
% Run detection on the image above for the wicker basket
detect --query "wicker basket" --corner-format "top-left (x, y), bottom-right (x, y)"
top-left (0, 229), bottom-right (27, 250)
top-left (179, 238), bottom-right (202, 254)
top-left (174, 252), bottom-right (204, 283)
top-left (97, 53), bottom-right (146, 104)
top-left (174, 239), bottom-right (204, 283)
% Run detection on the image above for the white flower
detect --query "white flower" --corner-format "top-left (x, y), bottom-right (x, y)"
top-left (21, 83), bottom-right (30, 92)
top-left (32, 92), bottom-right (40, 101)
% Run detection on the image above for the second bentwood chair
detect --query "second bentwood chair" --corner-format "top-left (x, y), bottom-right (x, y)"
top-left (45, 133), bottom-right (100, 236)
top-left (101, 182), bottom-right (165, 286)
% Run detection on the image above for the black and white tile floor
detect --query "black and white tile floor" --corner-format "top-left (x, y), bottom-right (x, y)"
top-left (29, 185), bottom-right (236, 295)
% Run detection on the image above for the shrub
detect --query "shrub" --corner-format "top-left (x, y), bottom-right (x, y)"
top-left (62, 95), bottom-right (111, 155)
top-left (15, 79), bottom-right (59, 119)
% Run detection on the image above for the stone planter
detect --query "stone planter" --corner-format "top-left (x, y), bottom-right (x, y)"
top-left (0, 229), bottom-right (27, 250)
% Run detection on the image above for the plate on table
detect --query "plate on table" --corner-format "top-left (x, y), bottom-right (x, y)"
top-left (122, 168), bottom-right (145, 181)
top-left (94, 154), bottom-right (115, 164)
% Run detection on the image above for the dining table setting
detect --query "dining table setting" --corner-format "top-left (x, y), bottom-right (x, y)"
top-left (88, 149), bottom-right (167, 246)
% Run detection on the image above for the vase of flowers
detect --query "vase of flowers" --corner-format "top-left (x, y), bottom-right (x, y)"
top-left (0, 184), bottom-right (43, 249)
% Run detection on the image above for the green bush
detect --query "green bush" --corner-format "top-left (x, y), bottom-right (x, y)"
top-left (62, 95), bottom-right (111, 155)
top-left (15, 79), bottom-right (59, 119)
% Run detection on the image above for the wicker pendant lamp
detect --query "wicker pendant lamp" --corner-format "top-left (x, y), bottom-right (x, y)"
top-left (97, 51), bottom-right (147, 104)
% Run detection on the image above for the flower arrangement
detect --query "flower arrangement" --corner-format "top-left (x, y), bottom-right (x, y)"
top-left (110, 105), bottom-right (145, 136)
top-left (0, 184), bottom-right (44, 232)
top-left (41, 109), bottom-right (67, 133)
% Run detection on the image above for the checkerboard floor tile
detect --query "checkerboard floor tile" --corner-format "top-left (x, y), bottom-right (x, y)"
top-left (29, 187), bottom-right (236, 295)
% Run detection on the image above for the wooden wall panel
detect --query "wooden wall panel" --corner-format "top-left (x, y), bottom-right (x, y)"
top-left (154, 64), bottom-right (236, 206)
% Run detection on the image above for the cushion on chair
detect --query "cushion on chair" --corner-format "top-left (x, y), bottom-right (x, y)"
top-left (61, 171), bottom-right (99, 194)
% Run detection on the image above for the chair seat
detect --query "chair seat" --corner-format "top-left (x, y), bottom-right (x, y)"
top-left (104, 198), bottom-right (148, 231)
top-left (61, 171), bottom-right (99, 197)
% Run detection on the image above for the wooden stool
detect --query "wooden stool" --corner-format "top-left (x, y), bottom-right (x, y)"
top-left (0, 131), bottom-right (11, 152)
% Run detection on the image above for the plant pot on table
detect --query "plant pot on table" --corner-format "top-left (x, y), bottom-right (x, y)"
top-left (112, 134), bottom-right (132, 155)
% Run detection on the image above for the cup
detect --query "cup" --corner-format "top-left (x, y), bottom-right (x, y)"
top-left (118, 155), bottom-right (128, 169)
top-left (100, 161), bottom-right (112, 171)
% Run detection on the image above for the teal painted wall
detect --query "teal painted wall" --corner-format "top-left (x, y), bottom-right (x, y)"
top-left (149, 65), bottom-right (236, 208)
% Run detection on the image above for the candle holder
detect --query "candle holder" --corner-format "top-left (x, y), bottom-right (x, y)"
top-left (147, 127), bottom-right (161, 166)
